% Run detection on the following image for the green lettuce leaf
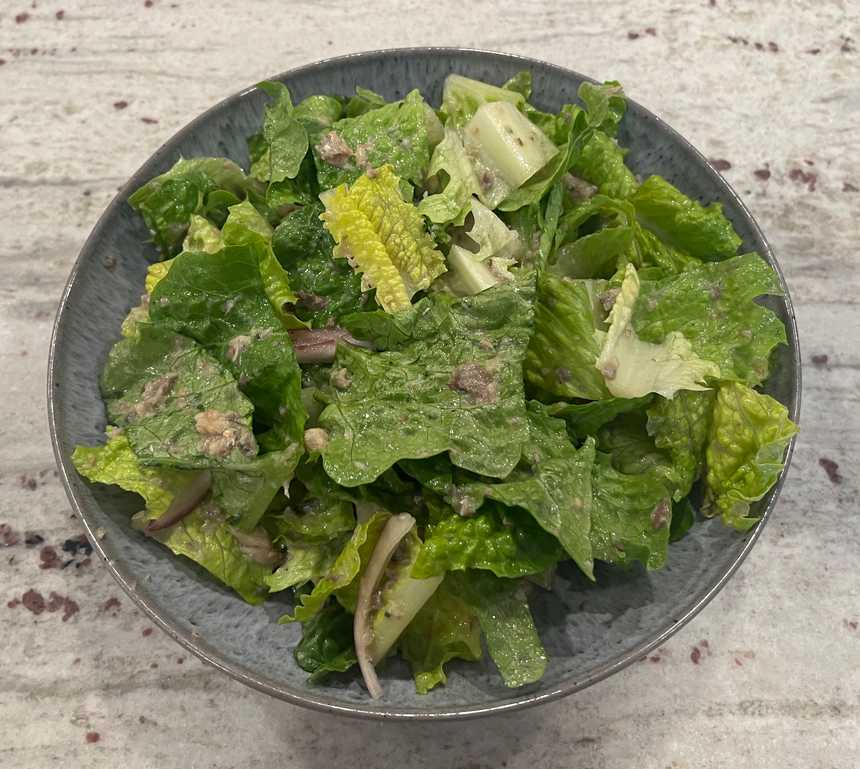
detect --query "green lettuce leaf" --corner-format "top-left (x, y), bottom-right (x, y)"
top-left (72, 431), bottom-right (193, 517)
top-left (631, 175), bottom-right (742, 260)
top-left (417, 127), bottom-right (481, 224)
top-left (141, 507), bottom-right (272, 603)
top-left (502, 70), bottom-right (533, 99)
top-left (314, 90), bottom-right (431, 189)
top-left (73, 433), bottom-right (270, 603)
top-left (547, 396), bottom-right (653, 441)
top-left (569, 132), bottom-right (638, 199)
top-left (182, 213), bottom-right (223, 253)
top-left (670, 498), bottom-right (696, 542)
top-left (570, 133), bottom-right (636, 200)
top-left (320, 165), bottom-right (446, 313)
top-left (212, 446), bottom-right (302, 530)
top-left (453, 403), bottom-right (597, 578)
top-left (525, 272), bottom-right (609, 400)
top-left (272, 202), bottom-right (368, 326)
top-left (633, 253), bottom-right (787, 385)
top-left (319, 278), bottom-right (535, 486)
top-left (411, 499), bottom-right (563, 579)
top-left (590, 453), bottom-right (672, 570)
top-left (251, 81), bottom-right (309, 184)
top-left (399, 577), bottom-right (482, 694)
top-left (705, 382), bottom-right (797, 531)
top-left (265, 537), bottom-right (346, 593)
top-left (150, 243), bottom-right (306, 442)
top-left (577, 81), bottom-right (626, 136)
top-left (450, 571), bottom-right (547, 688)
top-left (345, 86), bottom-right (386, 118)
top-left (279, 511), bottom-right (389, 623)
top-left (646, 390), bottom-right (716, 499)
top-left (293, 94), bottom-right (344, 144)
top-left (129, 157), bottom-right (247, 257)
top-left (101, 324), bottom-right (257, 467)
top-left (596, 264), bottom-right (720, 398)
top-left (293, 600), bottom-right (357, 682)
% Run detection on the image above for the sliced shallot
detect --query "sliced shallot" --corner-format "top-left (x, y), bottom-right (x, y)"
top-left (144, 470), bottom-right (212, 533)
top-left (288, 327), bottom-right (372, 364)
top-left (353, 513), bottom-right (416, 700)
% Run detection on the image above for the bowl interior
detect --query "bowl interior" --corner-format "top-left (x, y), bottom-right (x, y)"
top-left (50, 48), bottom-right (799, 719)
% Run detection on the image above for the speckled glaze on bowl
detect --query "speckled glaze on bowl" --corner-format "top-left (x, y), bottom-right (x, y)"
top-left (48, 48), bottom-right (801, 720)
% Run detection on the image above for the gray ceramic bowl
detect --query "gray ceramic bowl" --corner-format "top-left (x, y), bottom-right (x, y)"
top-left (48, 48), bottom-right (800, 720)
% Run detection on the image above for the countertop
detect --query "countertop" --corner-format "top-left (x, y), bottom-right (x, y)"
top-left (1, 1), bottom-right (858, 767)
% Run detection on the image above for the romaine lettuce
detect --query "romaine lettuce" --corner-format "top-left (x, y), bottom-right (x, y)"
top-left (321, 165), bottom-right (446, 313)
top-left (319, 278), bottom-right (534, 486)
top-left (705, 382), bottom-right (797, 530)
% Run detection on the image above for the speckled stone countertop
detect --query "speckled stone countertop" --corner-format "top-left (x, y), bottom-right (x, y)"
top-left (1, 1), bottom-right (858, 767)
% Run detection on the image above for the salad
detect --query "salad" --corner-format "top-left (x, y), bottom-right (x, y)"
top-left (73, 72), bottom-right (797, 698)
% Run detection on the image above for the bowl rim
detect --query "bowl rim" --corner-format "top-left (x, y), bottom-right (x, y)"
top-left (48, 46), bottom-right (802, 721)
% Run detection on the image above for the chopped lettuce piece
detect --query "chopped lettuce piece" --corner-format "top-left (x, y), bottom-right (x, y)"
top-left (646, 390), bottom-right (716, 499)
top-left (596, 264), bottom-right (720, 398)
top-left (182, 213), bottom-right (223, 253)
top-left (251, 81), bottom-right (309, 184)
top-left (502, 70), bottom-right (533, 99)
top-left (705, 382), bottom-right (797, 531)
top-left (319, 279), bottom-right (534, 486)
top-left (631, 175), bottom-right (742, 260)
top-left (221, 198), bottom-right (273, 245)
top-left (293, 600), bottom-right (358, 682)
top-left (314, 90), bottom-right (431, 189)
top-left (525, 272), bottom-right (609, 400)
top-left (547, 396), bottom-right (653, 440)
top-left (417, 127), bottom-right (481, 224)
top-left (272, 202), bottom-right (368, 327)
top-left (440, 73), bottom-right (525, 129)
top-left (144, 259), bottom-right (174, 295)
top-left (670, 498), bottom-right (696, 542)
top-left (128, 157), bottom-right (247, 257)
top-left (454, 404), bottom-right (597, 578)
top-left (577, 81), bottom-right (627, 136)
top-left (73, 433), bottom-right (270, 603)
top-left (450, 571), bottom-right (547, 688)
top-left (101, 324), bottom-right (257, 467)
top-left (569, 131), bottom-right (638, 199)
top-left (293, 94), bottom-right (344, 144)
top-left (590, 453), bottom-right (672, 570)
top-left (464, 101), bottom-right (559, 208)
top-left (412, 499), bottom-right (563, 579)
top-left (140, 506), bottom-right (272, 603)
top-left (266, 536), bottom-right (347, 593)
top-left (72, 432), bottom-right (193, 517)
top-left (345, 86), bottom-right (386, 118)
top-left (321, 165), bottom-right (446, 313)
top-left (212, 446), bottom-right (302, 531)
top-left (632, 253), bottom-right (787, 386)
top-left (399, 578), bottom-right (482, 694)
top-left (280, 511), bottom-right (389, 623)
top-left (150, 243), bottom-right (306, 443)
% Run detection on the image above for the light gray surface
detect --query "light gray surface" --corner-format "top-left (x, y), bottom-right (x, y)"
top-left (1, 0), bottom-right (857, 765)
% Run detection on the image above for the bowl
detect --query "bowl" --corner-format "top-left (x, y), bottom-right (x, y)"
top-left (48, 48), bottom-right (801, 720)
